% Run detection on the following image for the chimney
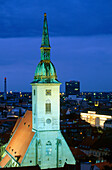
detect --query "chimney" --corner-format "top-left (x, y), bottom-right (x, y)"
top-left (4, 77), bottom-right (7, 100)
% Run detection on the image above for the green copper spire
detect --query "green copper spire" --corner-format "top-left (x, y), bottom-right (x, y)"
top-left (31, 13), bottom-right (60, 84)
top-left (41, 13), bottom-right (50, 48)
top-left (40, 13), bottom-right (51, 61)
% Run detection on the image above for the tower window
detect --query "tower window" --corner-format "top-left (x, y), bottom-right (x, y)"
top-left (46, 89), bottom-right (51, 95)
top-left (45, 99), bottom-right (51, 113)
top-left (46, 103), bottom-right (51, 113)
top-left (46, 141), bottom-right (52, 155)
top-left (59, 160), bottom-right (62, 165)
top-left (34, 104), bottom-right (36, 115)
top-left (34, 89), bottom-right (35, 95)
top-left (38, 160), bottom-right (41, 165)
top-left (34, 118), bottom-right (36, 124)
top-left (46, 119), bottom-right (51, 124)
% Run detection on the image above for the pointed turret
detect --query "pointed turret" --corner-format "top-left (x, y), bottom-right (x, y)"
top-left (40, 13), bottom-right (51, 61)
top-left (41, 13), bottom-right (51, 49)
top-left (31, 13), bottom-right (60, 83)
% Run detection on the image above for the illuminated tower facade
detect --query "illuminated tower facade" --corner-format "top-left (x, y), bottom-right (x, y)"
top-left (30, 13), bottom-right (76, 168)
top-left (31, 13), bottom-right (60, 132)
top-left (0, 14), bottom-right (75, 169)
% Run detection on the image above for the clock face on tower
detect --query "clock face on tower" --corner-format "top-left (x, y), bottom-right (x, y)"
top-left (46, 89), bottom-right (51, 95)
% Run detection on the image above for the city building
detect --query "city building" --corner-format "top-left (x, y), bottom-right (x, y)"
top-left (65, 81), bottom-right (80, 96)
top-left (61, 118), bottom-right (92, 142)
top-left (92, 162), bottom-right (112, 170)
top-left (104, 119), bottom-right (112, 129)
top-left (79, 136), bottom-right (110, 163)
top-left (0, 118), bottom-right (17, 161)
top-left (81, 111), bottom-right (112, 128)
top-left (0, 14), bottom-right (76, 168)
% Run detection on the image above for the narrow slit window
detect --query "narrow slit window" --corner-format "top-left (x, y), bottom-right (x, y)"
top-left (34, 89), bottom-right (35, 96)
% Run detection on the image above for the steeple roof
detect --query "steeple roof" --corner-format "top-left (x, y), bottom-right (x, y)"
top-left (31, 13), bottom-right (60, 84)
top-left (40, 13), bottom-right (51, 49)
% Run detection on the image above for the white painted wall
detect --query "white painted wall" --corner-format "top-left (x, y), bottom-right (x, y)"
top-left (22, 131), bottom-right (76, 169)
top-left (32, 83), bottom-right (61, 131)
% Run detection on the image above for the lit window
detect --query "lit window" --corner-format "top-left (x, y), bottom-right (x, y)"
top-left (46, 141), bottom-right (52, 155)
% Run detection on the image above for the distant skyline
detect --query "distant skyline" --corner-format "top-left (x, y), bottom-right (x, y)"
top-left (0, 1), bottom-right (112, 92)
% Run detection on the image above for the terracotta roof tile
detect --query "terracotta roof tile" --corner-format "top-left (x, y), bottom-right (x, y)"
top-left (0, 154), bottom-right (10, 168)
top-left (11, 117), bottom-right (22, 135)
top-left (79, 136), bottom-right (98, 149)
top-left (70, 147), bottom-right (87, 159)
top-left (6, 110), bottom-right (35, 164)
top-left (92, 162), bottom-right (112, 170)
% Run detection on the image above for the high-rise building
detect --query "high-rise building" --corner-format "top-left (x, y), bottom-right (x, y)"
top-left (4, 77), bottom-right (7, 100)
top-left (65, 80), bottom-right (80, 96)
top-left (0, 14), bottom-right (75, 169)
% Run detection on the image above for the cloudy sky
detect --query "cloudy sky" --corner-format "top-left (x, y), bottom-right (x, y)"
top-left (0, 0), bottom-right (112, 92)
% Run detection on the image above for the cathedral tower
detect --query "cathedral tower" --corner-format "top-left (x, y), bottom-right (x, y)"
top-left (31, 13), bottom-right (60, 132)
top-left (0, 13), bottom-right (76, 169)
top-left (30, 13), bottom-right (76, 169)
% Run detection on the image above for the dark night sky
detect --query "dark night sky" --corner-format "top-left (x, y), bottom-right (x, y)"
top-left (0, 0), bottom-right (112, 92)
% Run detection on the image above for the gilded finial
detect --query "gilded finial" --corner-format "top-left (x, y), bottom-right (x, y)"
top-left (44, 13), bottom-right (47, 17)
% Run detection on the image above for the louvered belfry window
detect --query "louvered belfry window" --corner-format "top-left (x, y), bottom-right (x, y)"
top-left (46, 103), bottom-right (51, 113)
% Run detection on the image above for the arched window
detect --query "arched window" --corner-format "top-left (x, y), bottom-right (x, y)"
top-left (45, 99), bottom-right (51, 113)
top-left (34, 89), bottom-right (35, 96)
top-left (46, 141), bottom-right (52, 155)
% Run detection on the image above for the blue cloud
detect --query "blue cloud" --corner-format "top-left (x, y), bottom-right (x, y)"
top-left (0, 35), bottom-right (112, 92)
top-left (0, 0), bottom-right (112, 37)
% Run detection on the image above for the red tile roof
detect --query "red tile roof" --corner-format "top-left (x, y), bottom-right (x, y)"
top-left (70, 147), bottom-right (87, 159)
top-left (93, 162), bottom-right (112, 170)
top-left (79, 136), bottom-right (98, 149)
top-left (6, 110), bottom-right (35, 164)
top-left (11, 117), bottom-right (22, 135)
top-left (0, 154), bottom-right (11, 168)
top-left (0, 118), bottom-right (17, 126)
